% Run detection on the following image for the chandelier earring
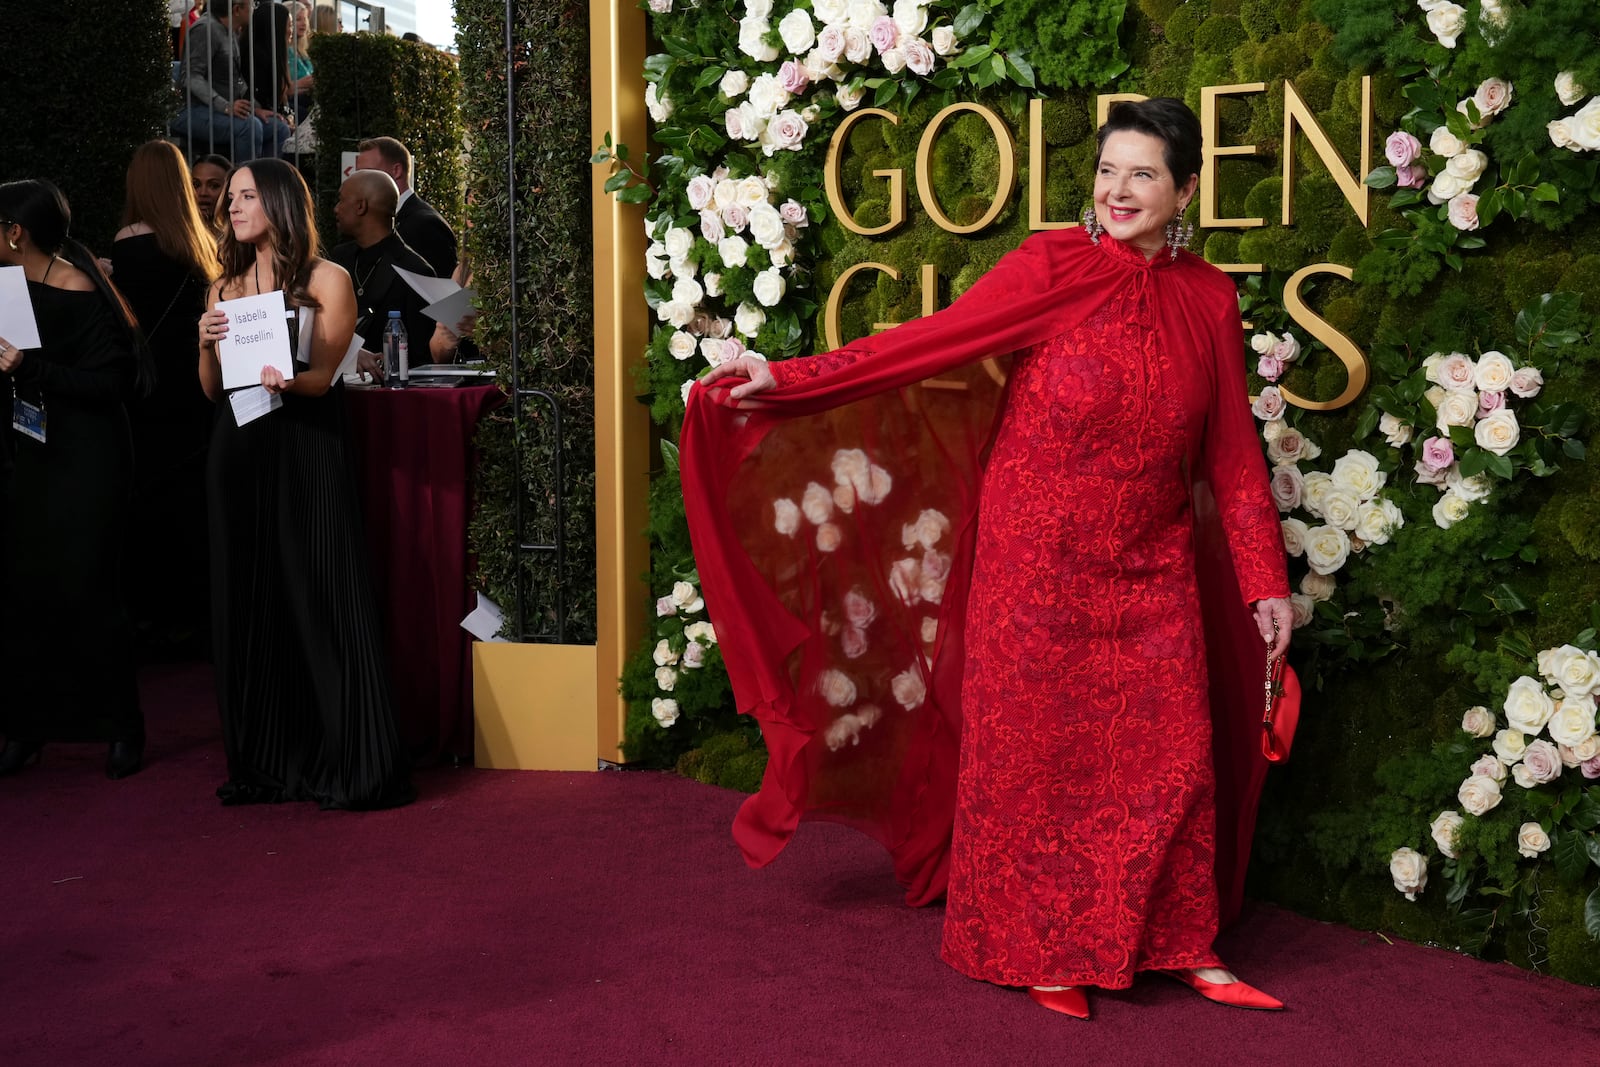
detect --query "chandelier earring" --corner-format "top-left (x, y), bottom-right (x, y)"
top-left (1081, 206), bottom-right (1103, 243)
top-left (1165, 212), bottom-right (1194, 260)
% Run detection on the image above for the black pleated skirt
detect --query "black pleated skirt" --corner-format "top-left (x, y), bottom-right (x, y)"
top-left (207, 381), bottom-right (413, 810)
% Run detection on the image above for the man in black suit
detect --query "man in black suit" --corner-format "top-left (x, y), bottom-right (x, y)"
top-left (330, 170), bottom-right (438, 380)
top-left (354, 136), bottom-right (458, 279)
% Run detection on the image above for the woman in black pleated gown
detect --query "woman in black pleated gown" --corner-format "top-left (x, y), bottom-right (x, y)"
top-left (197, 159), bottom-right (411, 810)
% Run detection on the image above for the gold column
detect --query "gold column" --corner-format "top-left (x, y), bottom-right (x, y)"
top-left (590, 0), bottom-right (650, 762)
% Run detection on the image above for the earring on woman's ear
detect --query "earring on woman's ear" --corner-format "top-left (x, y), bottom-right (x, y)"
top-left (1081, 207), bottom-right (1103, 243)
top-left (1164, 213), bottom-right (1194, 259)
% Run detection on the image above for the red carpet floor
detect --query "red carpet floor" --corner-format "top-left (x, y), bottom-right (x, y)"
top-left (4, 663), bottom-right (1599, 1066)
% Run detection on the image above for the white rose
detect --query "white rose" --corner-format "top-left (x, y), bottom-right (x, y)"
top-left (1517, 822), bottom-right (1552, 858)
top-left (1541, 644), bottom-right (1600, 698)
top-left (1300, 570), bottom-right (1336, 602)
top-left (816, 522), bottom-right (843, 552)
top-left (680, 379), bottom-right (693, 405)
top-left (1281, 517), bottom-right (1310, 558)
top-left (1261, 418), bottom-right (1286, 444)
top-left (903, 508), bottom-right (951, 550)
top-left (801, 481), bottom-right (834, 525)
top-left (655, 665), bottom-right (677, 691)
top-left (1571, 735), bottom-right (1600, 761)
top-left (1303, 524), bottom-right (1351, 576)
top-left (835, 80), bottom-right (866, 111)
top-left (656, 300), bottom-right (694, 328)
top-left (1435, 390), bottom-right (1478, 432)
top-left (817, 668), bottom-right (858, 707)
top-left (1428, 170), bottom-right (1470, 205)
top-left (1517, 738), bottom-right (1563, 785)
top-left (1355, 499), bottom-right (1404, 546)
top-left (1473, 410), bottom-right (1520, 456)
top-left (1549, 119), bottom-right (1580, 151)
top-left (745, 0), bottom-right (773, 18)
top-left (832, 484), bottom-right (855, 513)
top-left (752, 267), bottom-right (787, 307)
top-left (888, 557), bottom-right (921, 604)
top-left (831, 448), bottom-right (870, 488)
top-left (892, 0), bottom-right (927, 36)
top-left (1330, 449), bottom-right (1386, 499)
top-left (655, 595), bottom-right (677, 618)
top-left (1457, 773), bottom-right (1503, 816)
top-left (1445, 469), bottom-right (1492, 503)
top-left (747, 202), bottom-right (788, 250)
top-left (843, 26), bottom-right (873, 63)
top-left (1504, 676), bottom-right (1556, 734)
top-left (736, 175), bottom-right (770, 208)
top-left (734, 302), bottom-right (766, 338)
top-left (684, 620), bottom-right (716, 646)
top-left (1301, 471), bottom-right (1334, 518)
top-left (1390, 847), bottom-right (1428, 901)
top-left (844, 0), bottom-right (886, 30)
top-left (738, 16), bottom-right (779, 62)
top-left (663, 226), bottom-right (693, 265)
top-left (1430, 810), bottom-right (1465, 859)
top-left (1473, 76), bottom-right (1513, 118)
top-left (891, 666), bottom-right (927, 709)
top-left (644, 82), bottom-right (673, 122)
top-left (1492, 727), bottom-right (1527, 764)
top-left (1569, 97), bottom-right (1600, 151)
top-left (903, 36), bottom-right (935, 76)
top-left (1471, 753), bottom-right (1508, 781)
top-left (1429, 126), bottom-right (1465, 158)
top-left (720, 70), bottom-right (750, 100)
top-left (652, 638), bottom-right (680, 666)
top-left (1555, 71), bottom-right (1586, 107)
top-left (1436, 352), bottom-right (1476, 390)
top-left (1445, 149), bottom-right (1488, 182)
top-left (667, 331), bottom-right (697, 361)
top-left (1426, 2), bottom-right (1466, 48)
top-left (1379, 413), bottom-right (1413, 447)
top-left (1319, 486), bottom-right (1362, 532)
top-left (1431, 490), bottom-right (1471, 530)
top-left (931, 25), bottom-right (959, 55)
top-left (778, 8), bottom-right (816, 53)
top-left (746, 73), bottom-right (789, 120)
top-left (815, 0), bottom-right (848, 22)
top-left (703, 271), bottom-right (723, 298)
top-left (1461, 706), bottom-right (1496, 738)
top-left (1472, 350), bottom-right (1514, 392)
top-left (671, 580), bottom-right (704, 613)
top-left (1509, 366), bottom-right (1543, 398)
top-left (1290, 593), bottom-right (1316, 629)
top-left (651, 697), bottom-right (680, 727)
top-left (716, 235), bottom-right (750, 270)
top-left (1478, 0), bottom-right (1507, 27)
top-left (1548, 696), bottom-right (1598, 747)
top-left (879, 47), bottom-right (907, 75)
top-left (671, 276), bottom-right (703, 309)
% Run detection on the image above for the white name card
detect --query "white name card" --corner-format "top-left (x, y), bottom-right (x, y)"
top-left (0, 265), bottom-right (42, 350)
top-left (217, 289), bottom-right (296, 391)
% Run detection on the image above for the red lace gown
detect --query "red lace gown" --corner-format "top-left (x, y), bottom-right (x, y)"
top-left (681, 228), bottom-right (1288, 990)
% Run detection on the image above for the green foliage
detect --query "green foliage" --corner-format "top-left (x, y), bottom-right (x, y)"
top-left (988, 1), bottom-right (1132, 89)
top-left (457, 0), bottom-right (597, 642)
top-left (308, 34), bottom-right (463, 248)
top-left (0, 0), bottom-right (171, 247)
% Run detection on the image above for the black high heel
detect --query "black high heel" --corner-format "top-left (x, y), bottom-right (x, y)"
top-left (0, 740), bottom-right (43, 777)
top-left (106, 738), bottom-right (145, 780)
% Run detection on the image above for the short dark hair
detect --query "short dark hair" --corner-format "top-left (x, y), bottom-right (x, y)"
top-left (357, 136), bottom-right (413, 181)
top-left (1096, 98), bottom-right (1204, 185)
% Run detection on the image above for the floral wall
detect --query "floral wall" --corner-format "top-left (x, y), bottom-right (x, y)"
top-left (601, 0), bottom-right (1600, 982)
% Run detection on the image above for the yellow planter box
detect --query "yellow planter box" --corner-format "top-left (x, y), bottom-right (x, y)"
top-left (473, 642), bottom-right (600, 771)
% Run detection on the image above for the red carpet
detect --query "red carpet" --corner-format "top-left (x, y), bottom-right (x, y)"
top-left (3, 663), bottom-right (1599, 1066)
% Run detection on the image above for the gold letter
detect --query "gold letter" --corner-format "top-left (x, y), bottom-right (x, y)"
top-left (825, 108), bottom-right (906, 237)
top-left (1277, 263), bottom-right (1369, 412)
top-left (1282, 76), bottom-right (1372, 227)
top-left (1028, 99), bottom-right (1073, 231)
top-left (824, 261), bottom-right (900, 351)
top-left (1199, 82), bottom-right (1267, 230)
top-left (915, 103), bottom-right (1017, 235)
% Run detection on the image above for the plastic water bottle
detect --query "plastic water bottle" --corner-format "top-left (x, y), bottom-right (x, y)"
top-left (382, 310), bottom-right (410, 389)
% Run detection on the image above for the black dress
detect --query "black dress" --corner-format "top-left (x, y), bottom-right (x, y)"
top-left (111, 233), bottom-right (212, 651)
top-left (208, 307), bottom-right (413, 809)
top-left (0, 283), bottom-right (143, 745)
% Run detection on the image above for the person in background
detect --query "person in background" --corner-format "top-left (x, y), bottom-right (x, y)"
top-left (248, 2), bottom-right (294, 123)
top-left (171, 0), bottom-right (291, 163)
top-left (169, 0), bottom-right (189, 57)
top-left (0, 180), bottom-right (150, 780)
top-left (196, 159), bottom-right (411, 810)
top-left (111, 142), bottom-right (221, 658)
top-left (429, 260), bottom-right (478, 365)
top-left (329, 169), bottom-right (436, 380)
top-left (312, 3), bottom-right (340, 34)
top-left (353, 136), bottom-right (457, 279)
top-left (284, 1), bottom-right (315, 121)
top-left (192, 154), bottom-right (233, 234)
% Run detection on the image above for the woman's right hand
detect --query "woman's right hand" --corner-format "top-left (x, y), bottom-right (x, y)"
top-left (699, 355), bottom-right (777, 401)
top-left (199, 308), bottom-right (230, 348)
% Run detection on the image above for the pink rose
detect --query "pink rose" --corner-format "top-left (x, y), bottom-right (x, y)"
top-left (1269, 465), bottom-right (1303, 512)
top-left (840, 625), bottom-right (869, 659)
top-left (903, 37), bottom-right (935, 76)
top-left (1477, 389), bottom-right (1504, 417)
top-left (655, 595), bottom-right (677, 617)
top-left (686, 174), bottom-right (716, 211)
top-left (1396, 164), bottom-right (1428, 189)
top-left (724, 108), bottom-right (746, 140)
top-left (1522, 738), bottom-right (1563, 784)
top-left (721, 203), bottom-right (749, 231)
top-left (1438, 353), bottom-right (1477, 390)
top-left (1385, 130), bottom-right (1423, 167)
top-left (699, 210), bottom-right (724, 243)
top-left (1414, 459), bottom-right (1451, 487)
top-left (720, 336), bottom-right (746, 360)
top-left (1270, 333), bottom-right (1301, 363)
top-left (1473, 77), bottom-right (1513, 119)
top-left (1447, 192), bottom-right (1480, 231)
top-left (1257, 355), bottom-right (1285, 381)
top-left (1421, 436), bottom-right (1455, 471)
top-left (843, 588), bottom-right (877, 628)
top-left (1583, 753), bottom-right (1600, 779)
top-left (869, 14), bottom-right (900, 53)
top-left (779, 199), bottom-right (808, 226)
top-left (815, 25), bottom-right (846, 63)
top-left (1509, 366), bottom-right (1543, 398)
top-left (1251, 386), bottom-right (1286, 421)
top-left (777, 60), bottom-right (810, 95)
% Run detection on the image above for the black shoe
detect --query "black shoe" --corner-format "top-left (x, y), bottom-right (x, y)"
top-left (0, 740), bottom-right (42, 777)
top-left (106, 739), bottom-right (144, 780)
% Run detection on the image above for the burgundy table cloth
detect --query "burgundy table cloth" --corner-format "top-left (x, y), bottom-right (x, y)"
top-left (343, 383), bottom-right (504, 761)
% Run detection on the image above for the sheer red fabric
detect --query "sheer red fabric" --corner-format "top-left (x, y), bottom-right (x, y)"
top-left (679, 228), bottom-right (1292, 972)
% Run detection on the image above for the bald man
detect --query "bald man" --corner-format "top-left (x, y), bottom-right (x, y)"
top-left (330, 169), bottom-right (438, 379)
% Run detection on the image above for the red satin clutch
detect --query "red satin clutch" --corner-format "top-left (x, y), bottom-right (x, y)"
top-left (1262, 651), bottom-right (1300, 763)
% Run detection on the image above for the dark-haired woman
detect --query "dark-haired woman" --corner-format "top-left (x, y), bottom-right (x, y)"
top-left (192, 154), bottom-right (233, 236)
top-left (197, 159), bottom-right (411, 810)
top-left (686, 99), bottom-right (1292, 1017)
top-left (0, 180), bottom-right (148, 779)
top-left (112, 141), bottom-right (221, 655)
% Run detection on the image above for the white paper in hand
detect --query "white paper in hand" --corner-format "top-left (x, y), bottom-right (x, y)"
top-left (227, 385), bottom-right (283, 425)
top-left (0, 265), bottom-right (42, 350)
top-left (217, 290), bottom-right (296, 390)
top-left (460, 592), bottom-right (508, 643)
top-left (393, 265), bottom-right (478, 328)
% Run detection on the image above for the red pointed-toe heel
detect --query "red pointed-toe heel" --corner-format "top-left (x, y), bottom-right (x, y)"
top-left (1160, 969), bottom-right (1284, 1011)
top-left (1028, 985), bottom-right (1091, 1019)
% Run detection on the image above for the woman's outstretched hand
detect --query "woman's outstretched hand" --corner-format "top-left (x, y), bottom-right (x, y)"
top-left (1253, 597), bottom-right (1293, 659)
top-left (699, 355), bottom-right (777, 401)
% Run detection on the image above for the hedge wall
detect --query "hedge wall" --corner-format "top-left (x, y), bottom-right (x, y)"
top-left (455, 0), bottom-right (597, 642)
top-left (308, 33), bottom-right (464, 249)
top-left (0, 0), bottom-right (171, 249)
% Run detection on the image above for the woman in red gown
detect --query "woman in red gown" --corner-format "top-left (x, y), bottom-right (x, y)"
top-left (683, 99), bottom-right (1292, 1019)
